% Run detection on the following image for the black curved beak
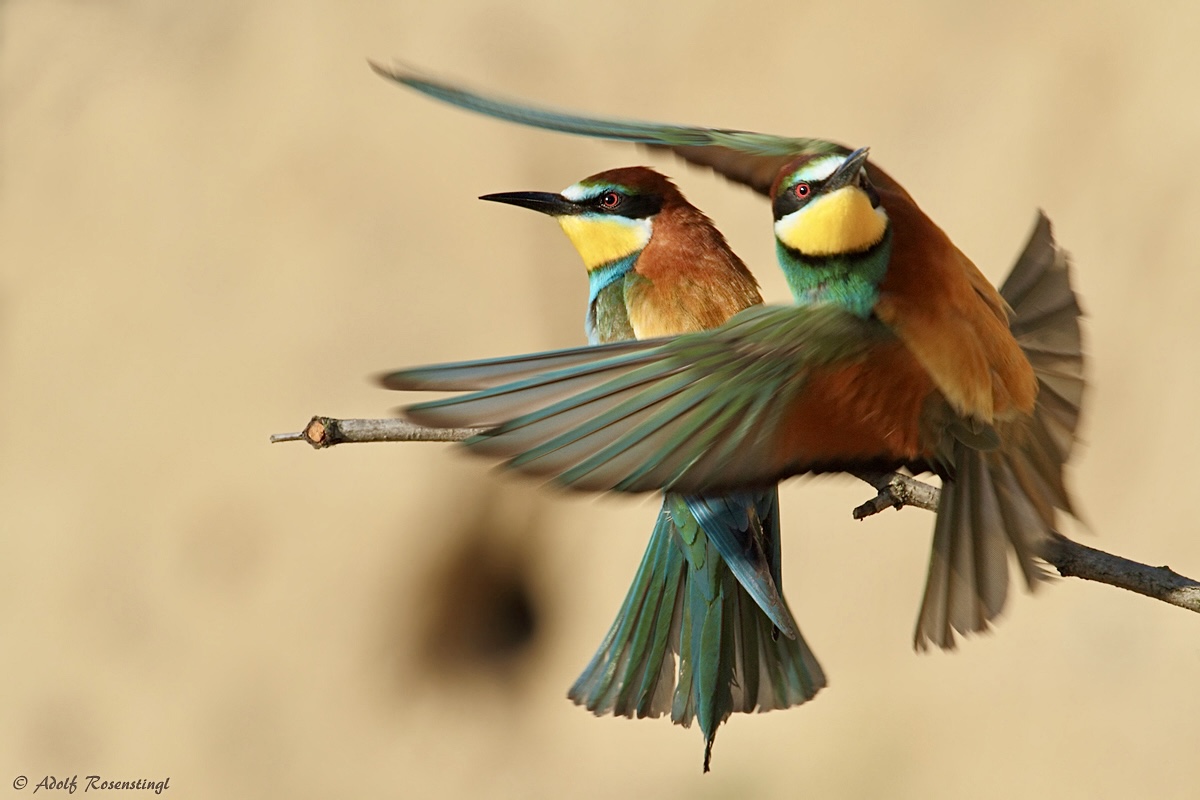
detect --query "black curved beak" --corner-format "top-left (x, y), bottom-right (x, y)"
top-left (479, 191), bottom-right (579, 217)
top-left (823, 147), bottom-right (871, 193)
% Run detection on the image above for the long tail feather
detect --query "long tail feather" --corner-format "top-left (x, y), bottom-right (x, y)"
top-left (683, 491), bottom-right (798, 639)
top-left (571, 495), bottom-right (825, 772)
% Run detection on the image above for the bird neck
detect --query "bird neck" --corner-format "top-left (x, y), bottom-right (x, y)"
top-left (586, 273), bottom-right (637, 345)
top-left (775, 227), bottom-right (893, 318)
top-left (587, 252), bottom-right (640, 307)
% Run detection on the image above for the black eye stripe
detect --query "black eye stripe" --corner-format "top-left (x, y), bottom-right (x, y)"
top-left (591, 191), bottom-right (663, 219)
top-left (773, 169), bottom-right (875, 219)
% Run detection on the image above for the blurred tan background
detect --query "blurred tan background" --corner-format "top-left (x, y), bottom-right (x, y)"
top-left (3, 1), bottom-right (1199, 798)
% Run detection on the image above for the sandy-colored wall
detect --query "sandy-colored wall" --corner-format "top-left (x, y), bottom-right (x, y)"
top-left (2, 2), bottom-right (1198, 798)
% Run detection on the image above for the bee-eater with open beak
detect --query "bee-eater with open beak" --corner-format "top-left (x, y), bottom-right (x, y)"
top-left (372, 66), bottom-right (1084, 652)
top-left (400, 167), bottom-right (825, 771)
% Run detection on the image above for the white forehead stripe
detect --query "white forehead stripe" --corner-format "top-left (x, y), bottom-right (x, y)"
top-left (789, 155), bottom-right (845, 183)
top-left (562, 182), bottom-right (603, 202)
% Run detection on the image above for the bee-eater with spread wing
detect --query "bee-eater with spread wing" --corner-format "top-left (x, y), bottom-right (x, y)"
top-left (394, 167), bottom-right (825, 771)
top-left (372, 65), bottom-right (1085, 652)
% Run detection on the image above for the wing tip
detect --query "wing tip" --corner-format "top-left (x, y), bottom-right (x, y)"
top-left (376, 369), bottom-right (408, 390)
top-left (366, 58), bottom-right (427, 85)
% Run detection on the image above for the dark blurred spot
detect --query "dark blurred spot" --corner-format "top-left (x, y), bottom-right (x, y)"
top-left (417, 527), bottom-right (539, 672)
top-left (388, 485), bottom-right (548, 696)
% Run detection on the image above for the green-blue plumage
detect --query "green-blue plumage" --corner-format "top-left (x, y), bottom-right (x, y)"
top-left (399, 303), bottom-right (888, 493)
top-left (586, 253), bottom-right (639, 310)
top-left (369, 63), bottom-right (842, 160)
top-left (776, 228), bottom-right (894, 319)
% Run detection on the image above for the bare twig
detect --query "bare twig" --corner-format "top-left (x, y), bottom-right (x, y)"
top-left (270, 416), bottom-right (484, 448)
top-left (271, 415), bottom-right (1200, 615)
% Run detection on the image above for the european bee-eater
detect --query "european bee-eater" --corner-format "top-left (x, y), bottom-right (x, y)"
top-left (373, 66), bottom-right (1085, 651)
top-left (400, 167), bottom-right (826, 770)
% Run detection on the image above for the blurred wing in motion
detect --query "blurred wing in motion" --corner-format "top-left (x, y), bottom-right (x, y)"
top-left (388, 305), bottom-right (905, 495)
top-left (369, 62), bottom-right (847, 196)
top-left (914, 212), bottom-right (1086, 649)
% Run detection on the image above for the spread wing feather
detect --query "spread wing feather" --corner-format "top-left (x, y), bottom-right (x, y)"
top-left (370, 63), bottom-right (845, 197)
top-left (397, 305), bottom-right (881, 494)
top-left (380, 339), bottom-right (653, 392)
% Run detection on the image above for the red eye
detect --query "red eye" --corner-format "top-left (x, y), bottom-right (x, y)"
top-left (793, 182), bottom-right (811, 199)
top-left (600, 191), bottom-right (621, 209)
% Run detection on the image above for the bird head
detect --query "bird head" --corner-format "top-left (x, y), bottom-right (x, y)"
top-left (770, 147), bottom-right (888, 258)
top-left (481, 167), bottom-right (679, 272)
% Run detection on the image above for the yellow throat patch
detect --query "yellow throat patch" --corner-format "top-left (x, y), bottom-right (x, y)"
top-left (557, 215), bottom-right (652, 270)
top-left (776, 188), bottom-right (887, 257)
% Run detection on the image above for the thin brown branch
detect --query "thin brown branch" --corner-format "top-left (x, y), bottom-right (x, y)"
top-left (270, 416), bottom-right (485, 448)
top-left (846, 470), bottom-right (1200, 614)
top-left (272, 415), bottom-right (1200, 615)
top-left (1042, 532), bottom-right (1200, 613)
